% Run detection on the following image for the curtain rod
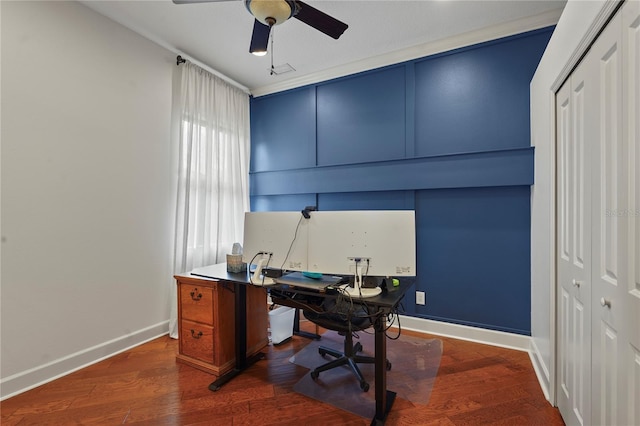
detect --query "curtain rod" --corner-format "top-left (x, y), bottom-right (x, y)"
top-left (175, 55), bottom-right (250, 95)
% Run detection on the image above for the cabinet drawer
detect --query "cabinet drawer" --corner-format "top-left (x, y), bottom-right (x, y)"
top-left (180, 284), bottom-right (214, 324)
top-left (180, 319), bottom-right (214, 364)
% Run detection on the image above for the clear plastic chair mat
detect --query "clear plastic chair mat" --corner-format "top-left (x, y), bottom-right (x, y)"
top-left (289, 329), bottom-right (443, 419)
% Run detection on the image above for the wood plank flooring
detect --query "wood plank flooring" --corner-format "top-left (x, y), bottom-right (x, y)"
top-left (1, 321), bottom-right (565, 425)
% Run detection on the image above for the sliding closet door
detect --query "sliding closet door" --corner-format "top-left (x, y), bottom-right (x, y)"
top-left (589, 6), bottom-right (637, 425)
top-left (622, 1), bottom-right (640, 424)
top-left (556, 3), bottom-right (639, 424)
top-left (555, 52), bottom-right (595, 426)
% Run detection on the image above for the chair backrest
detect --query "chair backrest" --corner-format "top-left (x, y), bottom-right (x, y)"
top-left (303, 298), bottom-right (372, 332)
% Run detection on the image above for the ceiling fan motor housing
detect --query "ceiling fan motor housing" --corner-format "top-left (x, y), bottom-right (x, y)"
top-left (245, 0), bottom-right (297, 27)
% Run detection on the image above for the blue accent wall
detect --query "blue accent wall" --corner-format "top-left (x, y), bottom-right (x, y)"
top-left (249, 27), bottom-right (554, 335)
top-left (414, 36), bottom-right (545, 155)
top-left (415, 186), bottom-right (531, 334)
top-left (317, 67), bottom-right (407, 165)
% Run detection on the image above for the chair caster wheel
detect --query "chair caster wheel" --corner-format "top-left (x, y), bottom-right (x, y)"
top-left (354, 342), bottom-right (363, 353)
top-left (310, 371), bottom-right (319, 380)
top-left (386, 360), bottom-right (392, 371)
top-left (360, 381), bottom-right (370, 392)
top-left (318, 349), bottom-right (327, 357)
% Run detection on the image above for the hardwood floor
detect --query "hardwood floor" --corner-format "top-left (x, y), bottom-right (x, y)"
top-left (1, 321), bottom-right (564, 425)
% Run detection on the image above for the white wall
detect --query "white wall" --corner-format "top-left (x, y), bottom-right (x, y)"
top-left (530, 0), bottom-right (615, 402)
top-left (1, 1), bottom-right (176, 398)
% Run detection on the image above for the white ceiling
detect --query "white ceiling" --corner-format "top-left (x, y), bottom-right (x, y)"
top-left (80, 0), bottom-right (566, 96)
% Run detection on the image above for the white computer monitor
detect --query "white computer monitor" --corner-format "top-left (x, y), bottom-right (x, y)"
top-left (242, 210), bottom-right (416, 295)
top-left (242, 211), bottom-right (309, 284)
top-left (306, 210), bottom-right (416, 297)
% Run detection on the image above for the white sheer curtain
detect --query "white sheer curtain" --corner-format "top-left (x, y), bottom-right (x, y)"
top-left (169, 61), bottom-right (250, 338)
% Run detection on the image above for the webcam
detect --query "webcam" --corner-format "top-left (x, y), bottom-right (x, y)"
top-left (301, 206), bottom-right (317, 219)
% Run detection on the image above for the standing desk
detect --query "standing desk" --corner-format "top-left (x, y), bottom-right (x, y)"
top-left (190, 262), bottom-right (413, 425)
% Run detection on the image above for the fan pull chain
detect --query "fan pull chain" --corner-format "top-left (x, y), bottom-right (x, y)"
top-left (270, 29), bottom-right (275, 75)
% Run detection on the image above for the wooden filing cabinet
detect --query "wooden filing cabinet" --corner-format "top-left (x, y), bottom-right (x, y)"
top-left (175, 273), bottom-right (268, 376)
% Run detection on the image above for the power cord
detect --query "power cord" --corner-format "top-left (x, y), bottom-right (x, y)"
top-left (280, 214), bottom-right (304, 271)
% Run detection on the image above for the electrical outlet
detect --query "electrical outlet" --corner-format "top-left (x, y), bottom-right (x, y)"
top-left (416, 291), bottom-right (426, 305)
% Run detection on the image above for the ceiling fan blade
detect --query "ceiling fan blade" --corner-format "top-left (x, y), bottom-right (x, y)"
top-left (293, 1), bottom-right (348, 40)
top-left (172, 0), bottom-right (234, 4)
top-left (249, 19), bottom-right (271, 55)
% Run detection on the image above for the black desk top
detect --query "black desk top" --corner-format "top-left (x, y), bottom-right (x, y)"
top-left (188, 263), bottom-right (414, 310)
top-left (190, 262), bottom-right (253, 284)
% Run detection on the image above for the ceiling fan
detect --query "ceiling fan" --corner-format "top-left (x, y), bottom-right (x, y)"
top-left (172, 0), bottom-right (349, 56)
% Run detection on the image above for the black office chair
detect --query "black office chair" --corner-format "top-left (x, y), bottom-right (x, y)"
top-left (303, 298), bottom-right (391, 392)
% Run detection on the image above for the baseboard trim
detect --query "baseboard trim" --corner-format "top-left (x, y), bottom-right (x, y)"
top-left (397, 315), bottom-right (531, 352)
top-left (0, 321), bottom-right (169, 400)
top-left (529, 338), bottom-right (552, 402)
top-left (1, 317), bottom-right (539, 400)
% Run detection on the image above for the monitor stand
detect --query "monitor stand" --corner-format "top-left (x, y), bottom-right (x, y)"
top-left (252, 257), bottom-right (276, 286)
top-left (344, 266), bottom-right (382, 298)
top-left (344, 285), bottom-right (382, 298)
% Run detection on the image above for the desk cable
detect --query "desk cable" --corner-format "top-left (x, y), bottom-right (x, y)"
top-left (279, 214), bottom-right (304, 271)
top-left (334, 282), bottom-right (403, 340)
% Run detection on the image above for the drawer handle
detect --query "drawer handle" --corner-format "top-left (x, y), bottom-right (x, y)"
top-left (190, 290), bottom-right (202, 301)
top-left (190, 329), bottom-right (203, 339)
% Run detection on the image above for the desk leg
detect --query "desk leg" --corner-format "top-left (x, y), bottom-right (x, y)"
top-left (371, 314), bottom-right (396, 425)
top-left (293, 308), bottom-right (321, 340)
top-left (208, 282), bottom-right (265, 391)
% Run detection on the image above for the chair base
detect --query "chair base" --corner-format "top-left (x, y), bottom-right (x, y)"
top-left (310, 334), bottom-right (390, 392)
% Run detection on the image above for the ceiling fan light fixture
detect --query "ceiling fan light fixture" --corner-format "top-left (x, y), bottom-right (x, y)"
top-left (245, 0), bottom-right (295, 27)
